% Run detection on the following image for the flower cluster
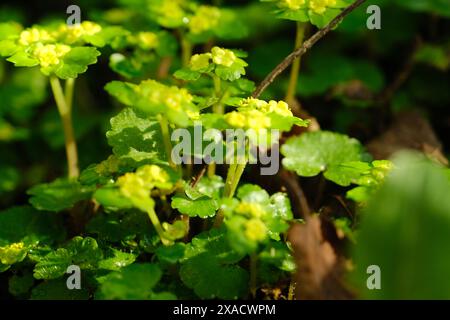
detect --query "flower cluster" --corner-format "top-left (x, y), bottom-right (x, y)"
top-left (188, 6), bottom-right (221, 34)
top-left (280, 0), bottom-right (338, 14)
top-left (224, 98), bottom-right (300, 131)
top-left (223, 185), bottom-right (294, 254)
top-left (176, 46), bottom-right (247, 81)
top-left (117, 165), bottom-right (172, 201)
top-left (1, 21), bottom-right (104, 78)
top-left (264, 0), bottom-right (353, 27)
top-left (33, 43), bottom-right (71, 68)
top-left (19, 27), bottom-right (53, 46)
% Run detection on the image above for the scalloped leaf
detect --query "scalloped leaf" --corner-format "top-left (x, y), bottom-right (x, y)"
top-left (281, 131), bottom-right (367, 180)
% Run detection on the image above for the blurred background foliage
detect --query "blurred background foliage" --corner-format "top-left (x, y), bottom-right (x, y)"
top-left (0, 0), bottom-right (449, 299)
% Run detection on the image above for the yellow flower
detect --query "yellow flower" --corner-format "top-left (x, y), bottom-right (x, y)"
top-left (0, 242), bottom-right (25, 265)
top-left (225, 111), bottom-right (246, 128)
top-left (236, 202), bottom-right (265, 218)
top-left (59, 21), bottom-right (102, 43)
top-left (138, 32), bottom-right (159, 49)
top-left (187, 110), bottom-right (200, 120)
top-left (267, 100), bottom-right (293, 116)
top-left (240, 98), bottom-right (293, 117)
top-left (136, 165), bottom-right (169, 185)
top-left (188, 6), bottom-right (221, 34)
top-left (283, 0), bottom-right (306, 10)
top-left (80, 21), bottom-right (102, 35)
top-left (190, 53), bottom-right (212, 71)
top-left (211, 47), bottom-right (236, 67)
top-left (33, 43), bottom-right (70, 67)
top-left (246, 110), bottom-right (271, 130)
top-left (239, 97), bottom-right (267, 110)
top-left (19, 28), bottom-right (52, 46)
top-left (245, 219), bottom-right (267, 242)
top-left (117, 173), bottom-right (148, 200)
top-left (309, 0), bottom-right (332, 14)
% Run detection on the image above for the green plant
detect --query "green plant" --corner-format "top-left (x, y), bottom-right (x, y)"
top-left (0, 0), bottom-right (449, 301)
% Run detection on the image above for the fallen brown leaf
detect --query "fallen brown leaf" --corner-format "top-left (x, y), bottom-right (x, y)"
top-left (289, 216), bottom-right (354, 300)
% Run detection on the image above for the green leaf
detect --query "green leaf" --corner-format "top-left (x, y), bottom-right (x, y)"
top-left (180, 228), bottom-right (248, 299)
top-left (155, 243), bottom-right (186, 264)
top-left (258, 241), bottom-right (296, 284)
top-left (105, 81), bottom-right (137, 106)
top-left (0, 39), bottom-right (19, 56)
top-left (55, 47), bottom-right (100, 79)
top-left (33, 236), bottom-right (103, 279)
top-left (87, 210), bottom-right (152, 242)
top-left (97, 263), bottom-right (164, 300)
top-left (31, 280), bottom-right (89, 300)
top-left (173, 68), bottom-right (201, 81)
top-left (281, 131), bottom-right (366, 180)
top-left (214, 59), bottom-right (247, 81)
top-left (352, 152), bottom-right (450, 299)
top-left (325, 161), bottom-right (372, 187)
top-left (0, 205), bottom-right (64, 246)
top-left (33, 248), bottom-right (72, 279)
top-left (415, 44), bottom-right (450, 71)
top-left (98, 248), bottom-right (136, 271)
top-left (171, 196), bottom-right (218, 218)
top-left (27, 178), bottom-right (94, 212)
top-left (187, 175), bottom-right (224, 199)
top-left (93, 187), bottom-right (134, 210)
top-left (106, 107), bottom-right (166, 166)
top-left (0, 22), bottom-right (22, 41)
top-left (7, 51), bottom-right (39, 67)
top-left (180, 254), bottom-right (249, 299)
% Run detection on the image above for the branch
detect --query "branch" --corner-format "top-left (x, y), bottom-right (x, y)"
top-left (252, 0), bottom-right (367, 98)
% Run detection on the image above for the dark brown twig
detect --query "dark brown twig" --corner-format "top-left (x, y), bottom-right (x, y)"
top-left (190, 165), bottom-right (207, 188)
top-left (252, 0), bottom-right (367, 98)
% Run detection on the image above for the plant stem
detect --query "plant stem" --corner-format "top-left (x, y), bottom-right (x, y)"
top-left (223, 163), bottom-right (238, 197)
top-left (64, 78), bottom-right (75, 111)
top-left (181, 36), bottom-right (192, 67)
top-left (213, 161), bottom-right (247, 227)
top-left (207, 162), bottom-right (216, 178)
top-left (208, 75), bottom-right (224, 178)
top-left (146, 207), bottom-right (171, 246)
top-left (227, 162), bottom-right (246, 199)
top-left (212, 75), bottom-right (224, 114)
top-left (49, 76), bottom-right (79, 179)
top-left (158, 114), bottom-right (175, 168)
top-left (250, 253), bottom-right (258, 298)
top-left (285, 22), bottom-right (306, 104)
top-left (252, 0), bottom-right (367, 98)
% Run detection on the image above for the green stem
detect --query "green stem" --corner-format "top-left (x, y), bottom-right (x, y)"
top-left (207, 162), bottom-right (216, 178)
top-left (49, 76), bottom-right (79, 179)
top-left (207, 75), bottom-right (224, 178)
top-left (212, 75), bottom-right (224, 114)
top-left (181, 36), bottom-right (192, 67)
top-left (285, 22), bottom-right (306, 104)
top-left (64, 78), bottom-right (75, 111)
top-left (228, 162), bottom-right (246, 199)
top-left (223, 163), bottom-right (238, 197)
top-left (213, 161), bottom-right (247, 227)
top-left (146, 207), bottom-right (171, 246)
top-left (158, 114), bottom-right (175, 168)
